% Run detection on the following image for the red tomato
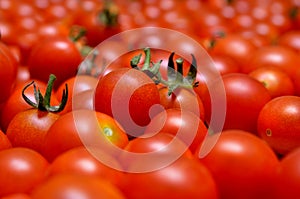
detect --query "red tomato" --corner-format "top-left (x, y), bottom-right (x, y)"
top-left (144, 108), bottom-right (208, 153)
top-left (274, 147), bottom-right (300, 199)
top-left (118, 156), bottom-right (218, 199)
top-left (30, 174), bottom-right (126, 199)
top-left (210, 54), bottom-right (241, 75)
top-left (0, 147), bottom-right (49, 197)
top-left (49, 146), bottom-right (124, 187)
top-left (63, 89), bottom-right (94, 113)
top-left (0, 129), bottom-right (12, 150)
top-left (43, 109), bottom-right (129, 162)
top-left (1, 193), bottom-right (31, 199)
top-left (27, 36), bottom-right (83, 88)
top-left (202, 73), bottom-right (271, 134)
top-left (0, 41), bottom-right (18, 103)
top-left (277, 30), bottom-right (300, 53)
top-left (197, 129), bottom-right (280, 199)
top-left (257, 95), bottom-right (300, 155)
top-left (119, 133), bottom-right (193, 171)
top-left (249, 66), bottom-right (295, 98)
top-left (94, 68), bottom-right (161, 137)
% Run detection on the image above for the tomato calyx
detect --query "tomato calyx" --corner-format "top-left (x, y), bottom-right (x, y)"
top-left (97, 1), bottom-right (119, 27)
top-left (69, 25), bottom-right (93, 57)
top-left (131, 47), bottom-right (199, 95)
top-left (22, 74), bottom-right (68, 112)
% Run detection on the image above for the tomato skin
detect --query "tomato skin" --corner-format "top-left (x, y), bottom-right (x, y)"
top-left (27, 36), bottom-right (83, 88)
top-left (0, 130), bottom-right (12, 150)
top-left (202, 73), bottom-right (271, 134)
top-left (43, 109), bottom-right (129, 162)
top-left (118, 156), bottom-right (218, 199)
top-left (144, 108), bottom-right (208, 153)
top-left (249, 66), bottom-right (295, 98)
top-left (6, 109), bottom-right (60, 154)
top-left (197, 130), bottom-right (280, 199)
top-left (0, 147), bottom-right (49, 197)
top-left (1, 193), bottom-right (31, 199)
top-left (274, 147), bottom-right (300, 199)
top-left (0, 41), bottom-right (18, 103)
top-left (48, 146), bottom-right (124, 187)
top-left (257, 96), bottom-right (300, 155)
top-left (30, 174), bottom-right (126, 199)
top-left (94, 68), bottom-right (161, 137)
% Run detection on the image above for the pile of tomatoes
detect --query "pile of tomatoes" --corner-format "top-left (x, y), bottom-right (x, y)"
top-left (1, 0), bottom-right (300, 198)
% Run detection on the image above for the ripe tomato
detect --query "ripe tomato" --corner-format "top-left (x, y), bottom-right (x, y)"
top-left (249, 66), bottom-right (295, 98)
top-left (27, 36), bottom-right (83, 88)
top-left (257, 95), bottom-right (300, 155)
top-left (118, 156), bottom-right (218, 199)
top-left (0, 41), bottom-right (18, 104)
top-left (277, 30), bottom-right (300, 53)
top-left (43, 109), bottom-right (129, 162)
top-left (202, 73), bottom-right (271, 134)
top-left (144, 108), bottom-right (208, 153)
top-left (49, 146), bottom-right (124, 187)
top-left (0, 129), bottom-right (11, 150)
top-left (94, 68), bottom-right (161, 137)
top-left (274, 147), bottom-right (300, 199)
top-left (30, 174), bottom-right (126, 199)
top-left (119, 133), bottom-right (193, 171)
top-left (0, 147), bottom-right (49, 197)
top-left (63, 89), bottom-right (94, 113)
top-left (197, 129), bottom-right (280, 199)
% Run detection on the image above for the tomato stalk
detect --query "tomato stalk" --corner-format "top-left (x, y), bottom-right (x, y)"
top-left (22, 74), bottom-right (68, 112)
top-left (98, 0), bottom-right (119, 27)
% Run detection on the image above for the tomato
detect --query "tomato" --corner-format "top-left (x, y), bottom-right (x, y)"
top-left (0, 79), bottom-right (58, 132)
top-left (94, 68), bottom-right (161, 137)
top-left (49, 146), bottom-right (124, 187)
top-left (30, 173), bottom-right (126, 199)
top-left (63, 89), bottom-right (94, 113)
top-left (5, 75), bottom-right (65, 154)
top-left (249, 66), bottom-right (295, 98)
top-left (27, 36), bottom-right (83, 88)
top-left (274, 147), bottom-right (300, 199)
top-left (257, 95), bottom-right (300, 155)
top-left (119, 133), bottom-right (193, 171)
top-left (209, 54), bottom-right (240, 75)
top-left (43, 109), bottom-right (129, 162)
top-left (209, 34), bottom-right (256, 73)
top-left (55, 75), bottom-right (98, 115)
top-left (244, 45), bottom-right (300, 76)
top-left (0, 41), bottom-right (18, 104)
top-left (144, 108), bottom-right (208, 153)
top-left (1, 193), bottom-right (31, 199)
top-left (158, 86), bottom-right (205, 121)
top-left (0, 129), bottom-right (12, 150)
top-left (202, 73), bottom-right (271, 134)
top-left (118, 156), bottom-right (218, 199)
top-left (197, 129), bottom-right (280, 199)
top-left (277, 30), bottom-right (300, 53)
top-left (0, 147), bottom-right (49, 197)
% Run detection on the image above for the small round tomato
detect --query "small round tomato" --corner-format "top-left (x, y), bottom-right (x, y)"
top-left (49, 146), bottom-right (124, 187)
top-left (257, 95), bottom-right (300, 155)
top-left (0, 147), bottom-right (49, 197)
top-left (27, 36), bottom-right (83, 88)
top-left (94, 68), bottom-right (161, 137)
top-left (119, 156), bottom-right (218, 199)
top-left (30, 174), bottom-right (126, 199)
top-left (43, 109), bottom-right (129, 162)
top-left (144, 108), bottom-right (208, 153)
top-left (197, 129), bottom-right (280, 199)
top-left (202, 73), bottom-right (271, 134)
top-left (249, 66), bottom-right (295, 98)
top-left (274, 147), bottom-right (300, 199)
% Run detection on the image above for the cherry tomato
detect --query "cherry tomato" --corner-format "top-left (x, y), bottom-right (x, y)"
top-left (49, 146), bottom-right (124, 187)
top-left (118, 156), bottom-right (218, 199)
top-left (94, 68), bottom-right (161, 137)
top-left (0, 147), bottom-right (49, 197)
top-left (30, 173), bottom-right (126, 199)
top-left (274, 147), bottom-right (300, 199)
top-left (197, 129), bottom-right (280, 199)
top-left (202, 73), bottom-right (271, 134)
top-left (257, 95), bottom-right (300, 155)
top-left (144, 108), bottom-right (208, 153)
top-left (249, 66), bottom-right (295, 98)
top-left (43, 109), bottom-right (129, 162)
